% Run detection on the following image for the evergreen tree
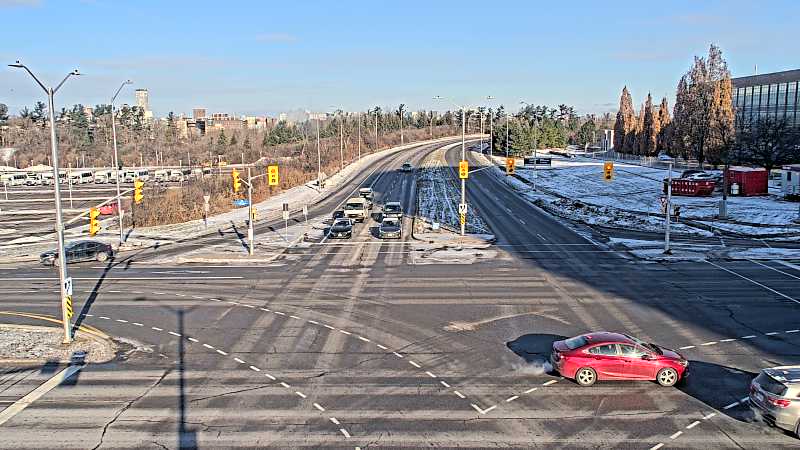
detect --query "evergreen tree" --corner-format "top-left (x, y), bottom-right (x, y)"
top-left (656, 97), bottom-right (671, 154)
top-left (671, 75), bottom-right (691, 159)
top-left (243, 134), bottom-right (252, 150)
top-left (0, 103), bottom-right (8, 126)
top-left (613, 86), bottom-right (635, 152)
top-left (32, 101), bottom-right (46, 125)
top-left (217, 129), bottom-right (228, 148)
top-left (640, 93), bottom-right (657, 156)
top-left (229, 133), bottom-right (238, 147)
top-left (633, 103), bottom-right (645, 154)
top-left (166, 112), bottom-right (177, 145)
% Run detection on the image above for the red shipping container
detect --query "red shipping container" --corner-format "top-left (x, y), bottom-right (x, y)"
top-left (663, 179), bottom-right (715, 196)
top-left (726, 167), bottom-right (768, 196)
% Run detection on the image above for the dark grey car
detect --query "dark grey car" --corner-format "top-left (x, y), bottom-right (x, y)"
top-left (40, 240), bottom-right (113, 266)
top-left (330, 218), bottom-right (353, 239)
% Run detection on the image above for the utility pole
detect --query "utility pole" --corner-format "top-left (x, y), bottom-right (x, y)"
top-left (375, 111), bottom-right (379, 149)
top-left (399, 106), bottom-right (404, 145)
top-left (339, 114), bottom-right (344, 171)
top-left (357, 112), bottom-right (361, 160)
top-left (505, 113), bottom-right (509, 159)
top-left (479, 109), bottom-right (483, 153)
top-left (316, 115), bottom-right (322, 187)
top-left (9, 61), bottom-right (80, 344)
top-left (460, 106), bottom-right (466, 235)
top-left (247, 166), bottom-right (254, 256)
top-left (665, 161), bottom-right (673, 254)
top-left (110, 80), bottom-right (132, 246)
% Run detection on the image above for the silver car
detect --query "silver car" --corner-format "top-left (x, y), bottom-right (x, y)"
top-left (749, 365), bottom-right (800, 436)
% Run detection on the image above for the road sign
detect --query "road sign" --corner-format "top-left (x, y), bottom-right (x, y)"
top-left (458, 203), bottom-right (467, 214)
top-left (524, 157), bottom-right (552, 166)
top-left (603, 161), bottom-right (614, 181)
top-left (282, 210), bottom-right (290, 220)
top-left (283, 203), bottom-right (288, 212)
top-left (302, 205), bottom-right (308, 216)
top-left (459, 212), bottom-right (466, 226)
top-left (65, 295), bottom-right (73, 319)
top-left (203, 195), bottom-right (210, 203)
top-left (63, 277), bottom-right (73, 297)
top-left (459, 160), bottom-right (469, 179)
top-left (233, 199), bottom-right (250, 207)
top-left (267, 165), bottom-right (279, 186)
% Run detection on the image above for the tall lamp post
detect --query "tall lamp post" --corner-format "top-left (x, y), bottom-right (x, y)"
top-left (110, 80), bottom-right (132, 246)
top-left (485, 96), bottom-right (495, 155)
top-left (315, 113), bottom-right (322, 187)
top-left (520, 101), bottom-right (538, 191)
top-left (9, 61), bottom-right (80, 344)
top-left (434, 96), bottom-right (467, 235)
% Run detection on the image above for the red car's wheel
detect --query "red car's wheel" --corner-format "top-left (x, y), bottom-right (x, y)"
top-left (656, 368), bottom-right (678, 387)
top-left (575, 367), bottom-right (597, 386)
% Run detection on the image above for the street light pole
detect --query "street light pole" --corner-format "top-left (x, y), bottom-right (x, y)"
top-left (665, 161), bottom-right (673, 254)
top-left (110, 80), bottom-right (132, 247)
top-left (486, 96), bottom-right (495, 156)
top-left (247, 166), bottom-right (254, 256)
top-left (357, 112), bottom-right (361, 160)
top-left (505, 112), bottom-right (510, 159)
top-left (520, 101), bottom-right (537, 191)
top-left (316, 115), bottom-right (322, 187)
top-left (10, 61), bottom-right (80, 344)
top-left (434, 96), bottom-right (468, 236)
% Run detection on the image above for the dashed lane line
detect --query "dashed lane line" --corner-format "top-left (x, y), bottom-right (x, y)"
top-left (650, 398), bottom-right (747, 450)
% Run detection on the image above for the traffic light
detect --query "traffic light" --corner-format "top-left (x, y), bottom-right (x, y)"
top-left (603, 161), bottom-right (614, 181)
top-left (459, 160), bottom-right (469, 179)
top-left (133, 179), bottom-right (144, 204)
top-left (231, 169), bottom-right (242, 193)
top-left (89, 207), bottom-right (101, 236)
top-left (506, 157), bottom-right (515, 175)
top-left (267, 165), bottom-right (279, 186)
top-left (250, 207), bottom-right (257, 221)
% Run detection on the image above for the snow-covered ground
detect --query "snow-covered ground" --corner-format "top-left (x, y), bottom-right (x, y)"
top-left (487, 153), bottom-right (800, 238)
top-left (417, 143), bottom-right (490, 235)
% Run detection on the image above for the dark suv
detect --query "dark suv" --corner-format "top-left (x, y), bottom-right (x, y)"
top-left (40, 240), bottom-right (113, 266)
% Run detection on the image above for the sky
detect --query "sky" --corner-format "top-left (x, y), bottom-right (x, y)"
top-left (1, 0), bottom-right (798, 118)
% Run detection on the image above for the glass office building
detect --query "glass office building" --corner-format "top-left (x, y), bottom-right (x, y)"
top-left (732, 69), bottom-right (800, 129)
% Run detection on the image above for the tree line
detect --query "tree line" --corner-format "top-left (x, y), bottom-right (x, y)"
top-left (613, 44), bottom-right (799, 171)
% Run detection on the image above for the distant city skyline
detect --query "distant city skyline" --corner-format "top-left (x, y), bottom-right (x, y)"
top-left (1, 0), bottom-right (798, 118)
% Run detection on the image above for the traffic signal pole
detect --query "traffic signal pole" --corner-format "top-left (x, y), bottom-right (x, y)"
top-left (664, 161), bottom-right (673, 254)
top-left (247, 167), bottom-right (254, 256)
top-left (460, 106), bottom-right (466, 236)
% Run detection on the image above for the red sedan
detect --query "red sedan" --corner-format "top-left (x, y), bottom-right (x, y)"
top-left (551, 332), bottom-right (689, 387)
top-left (98, 203), bottom-right (118, 215)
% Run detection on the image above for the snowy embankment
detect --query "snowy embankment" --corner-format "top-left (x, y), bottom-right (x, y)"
top-left (485, 153), bottom-right (800, 239)
top-left (417, 143), bottom-right (490, 235)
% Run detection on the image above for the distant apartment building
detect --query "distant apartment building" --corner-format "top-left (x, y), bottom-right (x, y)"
top-left (134, 89), bottom-right (154, 121)
top-left (83, 106), bottom-right (94, 120)
top-left (732, 69), bottom-right (800, 131)
top-left (193, 108), bottom-right (207, 120)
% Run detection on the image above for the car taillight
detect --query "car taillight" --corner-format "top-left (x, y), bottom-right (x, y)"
top-left (766, 396), bottom-right (791, 408)
top-left (553, 351), bottom-right (562, 361)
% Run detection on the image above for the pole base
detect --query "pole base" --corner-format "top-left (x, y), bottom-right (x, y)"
top-left (663, 249), bottom-right (673, 255)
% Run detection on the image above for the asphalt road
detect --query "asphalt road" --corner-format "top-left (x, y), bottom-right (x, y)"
top-left (0, 140), bottom-right (799, 448)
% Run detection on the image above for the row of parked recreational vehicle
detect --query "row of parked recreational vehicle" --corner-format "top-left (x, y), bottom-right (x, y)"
top-left (1, 167), bottom-right (213, 186)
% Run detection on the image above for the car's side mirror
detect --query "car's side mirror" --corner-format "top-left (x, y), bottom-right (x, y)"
top-left (641, 354), bottom-right (652, 360)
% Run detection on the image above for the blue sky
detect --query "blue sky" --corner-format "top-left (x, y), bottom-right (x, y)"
top-left (1, 0), bottom-right (797, 117)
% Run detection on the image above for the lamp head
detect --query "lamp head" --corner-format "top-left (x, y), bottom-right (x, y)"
top-left (8, 60), bottom-right (23, 68)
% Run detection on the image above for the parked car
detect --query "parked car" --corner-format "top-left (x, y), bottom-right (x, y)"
top-left (382, 202), bottom-right (403, 219)
top-left (378, 217), bottom-right (402, 239)
top-left (658, 154), bottom-right (674, 161)
top-left (550, 332), bottom-right (689, 387)
top-left (680, 169), bottom-right (705, 179)
top-left (98, 203), bottom-right (118, 215)
top-left (686, 172), bottom-right (716, 181)
top-left (401, 162), bottom-right (414, 172)
top-left (749, 365), bottom-right (800, 437)
top-left (40, 240), bottom-right (114, 266)
top-left (329, 218), bottom-right (353, 239)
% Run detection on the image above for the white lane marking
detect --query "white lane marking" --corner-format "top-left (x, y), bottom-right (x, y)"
top-left (85, 314), bottom-right (93, 317)
top-left (787, 329), bottom-right (800, 333)
top-left (329, 417), bottom-right (340, 425)
top-left (393, 352), bottom-right (404, 358)
top-left (264, 373), bottom-right (276, 381)
top-left (226, 301), bottom-right (238, 305)
top-left (151, 326), bottom-right (163, 331)
top-left (720, 338), bottom-right (737, 343)
top-left (175, 293), bottom-right (186, 297)
top-left (274, 311), bottom-right (286, 316)
top-left (216, 350), bottom-right (227, 356)
top-left (742, 335), bottom-right (757, 339)
top-left (234, 358), bottom-right (246, 364)
top-left (314, 403), bottom-right (325, 412)
top-left (295, 391), bottom-right (307, 399)
top-left (339, 429), bottom-right (350, 438)
top-left (542, 380), bottom-right (558, 386)
top-left (425, 371), bottom-right (437, 378)
top-left (116, 319), bottom-right (128, 323)
top-left (187, 337), bottom-right (199, 343)
top-left (99, 316), bottom-right (110, 320)
top-left (669, 431), bottom-right (683, 439)
top-left (244, 304), bottom-right (255, 309)
top-left (260, 308), bottom-right (270, 312)
top-left (686, 420), bottom-right (700, 429)
top-left (324, 324), bottom-right (335, 330)
top-left (703, 412), bottom-right (717, 420)
top-left (132, 322), bottom-right (143, 326)
top-left (679, 345), bottom-right (696, 349)
top-left (705, 260), bottom-right (800, 304)
top-left (203, 344), bottom-right (214, 349)
top-left (765, 332), bottom-right (779, 336)
top-left (454, 391), bottom-right (465, 399)
top-left (506, 395), bottom-right (519, 402)
top-left (376, 344), bottom-right (388, 350)
top-left (649, 444), bottom-right (664, 450)
top-left (723, 401), bottom-right (740, 410)
top-left (700, 341), bottom-right (717, 346)
top-left (107, 290), bottom-right (121, 293)
top-left (210, 298), bottom-right (221, 302)
top-left (280, 382), bottom-right (291, 388)
top-left (357, 336), bottom-right (370, 342)
top-left (168, 331), bottom-right (181, 337)
top-left (192, 295), bottom-right (204, 299)
top-left (249, 366), bottom-right (261, 372)
top-left (308, 320), bottom-right (319, 325)
top-left (777, 260), bottom-right (800, 272)
top-left (749, 259), bottom-right (800, 281)
top-left (338, 330), bottom-right (351, 335)
top-left (524, 387), bottom-right (538, 394)
top-left (0, 364), bottom-right (84, 426)
top-left (440, 380), bottom-right (451, 388)
top-left (408, 360), bottom-right (421, 368)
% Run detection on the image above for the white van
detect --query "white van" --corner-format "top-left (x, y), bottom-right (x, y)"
top-left (169, 168), bottom-right (192, 182)
top-left (124, 169), bottom-right (150, 183)
top-left (69, 170), bottom-right (94, 184)
top-left (94, 170), bottom-right (112, 184)
top-left (1, 173), bottom-right (27, 186)
top-left (25, 173), bottom-right (43, 186)
top-left (154, 169), bottom-right (169, 182)
top-left (41, 172), bottom-right (55, 185)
